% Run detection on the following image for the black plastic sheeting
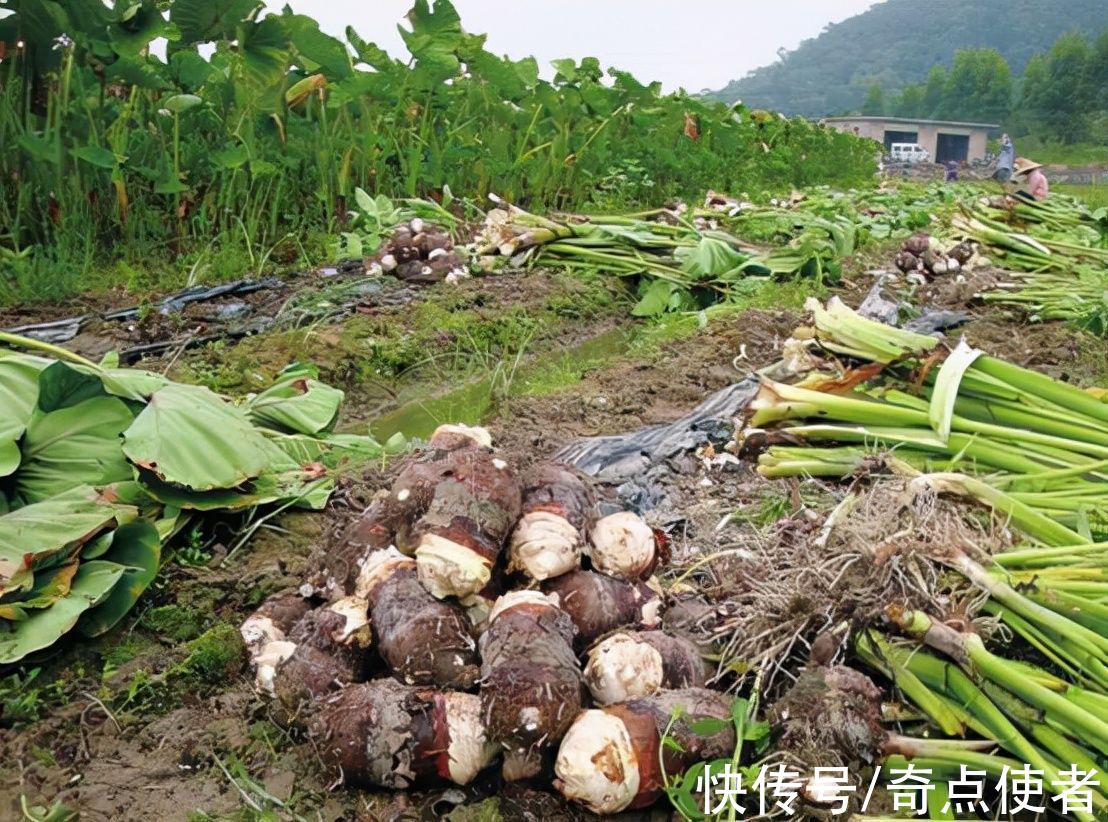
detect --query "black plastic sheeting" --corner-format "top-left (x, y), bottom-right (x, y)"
top-left (102, 277), bottom-right (284, 321)
top-left (555, 378), bottom-right (760, 514)
top-left (4, 277), bottom-right (285, 344)
top-left (2, 316), bottom-right (88, 344)
top-left (857, 275), bottom-right (969, 334)
top-left (555, 286), bottom-right (969, 514)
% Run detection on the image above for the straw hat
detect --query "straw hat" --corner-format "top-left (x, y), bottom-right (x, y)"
top-left (1012, 157), bottom-right (1043, 176)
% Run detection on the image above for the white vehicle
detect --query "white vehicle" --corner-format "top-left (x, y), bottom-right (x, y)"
top-left (889, 143), bottom-right (930, 163)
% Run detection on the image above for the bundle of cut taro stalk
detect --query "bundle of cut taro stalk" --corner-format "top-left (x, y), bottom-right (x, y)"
top-left (241, 423), bottom-right (727, 815)
top-left (731, 297), bottom-right (1108, 819)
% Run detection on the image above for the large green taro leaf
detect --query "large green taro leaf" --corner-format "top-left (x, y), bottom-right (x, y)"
top-left (14, 396), bottom-right (135, 504)
top-left (0, 354), bottom-right (47, 440)
top-left (123, 383), bottom-right (275, 491)
top-left (78, 520), bottom-right (162, 637)
top-left (0, 438), bottom-right (19, 479)
top-left (0, 561), bottom-right (126, 663)
top-left (246, 366), bottom-right (344, 435)
top-left (0, 486), bottom-right (136, 576)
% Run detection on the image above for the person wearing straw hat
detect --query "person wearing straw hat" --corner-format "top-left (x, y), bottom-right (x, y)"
top-left (1012, 157), bottom-right (1049, 201)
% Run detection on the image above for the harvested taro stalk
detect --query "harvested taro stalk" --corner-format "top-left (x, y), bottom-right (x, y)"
top-left (555, 688), bottom-right (736, 814)
top-left (543, 569), bottom-right (662, 646)
top-left (414, 447), bottom-right (522, 600)
top-left (310, 679), bottom-right (497, 789)
top-left (355, 547), bottom-right (479, 688)
top-left (583, 630), bottom-right (708, 704)
top-left (587, 511), bottom-right (659, 580)
top-left (302, 424), bottom-right (493, 598)
top-left (479, 591), bottom-right (583, 780)
top-left (507, 462), bottom-right (596, 581)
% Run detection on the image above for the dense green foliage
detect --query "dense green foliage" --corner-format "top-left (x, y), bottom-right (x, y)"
top-left (883, 30), bottom-right (1108, 147)
top-left (707, 0), bottom-right (1106, 118)
top-left (0, 0), bottom-right (875, 305)
top-left (0, 348), bottom-right (399, 663)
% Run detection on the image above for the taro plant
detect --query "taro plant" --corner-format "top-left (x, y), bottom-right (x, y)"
top-left (0, 0), bottom-right (876, 304)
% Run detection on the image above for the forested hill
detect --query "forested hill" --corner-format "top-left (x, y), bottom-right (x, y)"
top-left (707, 0), bottom-right (1106, 116)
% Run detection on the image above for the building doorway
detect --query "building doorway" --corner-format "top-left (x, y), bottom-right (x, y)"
top-left (883, 130), bottom-right (918, 151)
top-left (936, 133), bottom-right (970, 163)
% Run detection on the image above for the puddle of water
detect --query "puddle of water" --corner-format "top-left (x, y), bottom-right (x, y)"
top-left (369, 326), bottom-right (633, 443)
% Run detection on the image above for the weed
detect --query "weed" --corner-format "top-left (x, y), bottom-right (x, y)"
top-left (141, 604), bottom-right (209, 643)
top-left (661, 685), bottom-right (771, 821)
top-left (114, 669), bottom-right (172, 714)
top-left (175, 524), bottom-right (215, 567)
top-left (0, 668), bottom-right (68, 727)
top-left (171, 623), bottom-right (246, 687)
top-left (19, 797), bottom-right (77, 822)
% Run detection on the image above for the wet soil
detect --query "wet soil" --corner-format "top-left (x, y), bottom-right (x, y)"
top-left (1, 293), bottom-right (801, 821)
top-left (3, 254), bottom-right (1105, 820)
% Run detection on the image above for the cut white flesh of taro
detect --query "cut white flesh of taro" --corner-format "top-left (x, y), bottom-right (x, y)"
top-left (509, 511), bottom-right (581, 580)
top-left (327, 596), bottom-right (371, 646)
top-left (487, 589), bottom-right (559, 622)
top-left (443, 692), bottom-right (499, 784)
top-left (584, 633), bottom-right (664, 704)
top-left (416, 533), bottom-right (491, 599)
top-left (252, 640), bottom-right (297, 696)
top-left (555, 710), bottom-right (640, 815)
top-left (240, 614), bottom-right (282, 653)
top-left (430, 423), bottom-right (492, 449)
top-left (589, 511), bottom-right (654, 578)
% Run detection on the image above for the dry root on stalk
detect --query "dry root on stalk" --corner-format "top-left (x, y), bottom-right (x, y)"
top-left (554, 688), bottom-right (735, 814)
top-left (701, 482), bottom-right (979, 697)
top-left (479, 591), bottom-right (583, 780)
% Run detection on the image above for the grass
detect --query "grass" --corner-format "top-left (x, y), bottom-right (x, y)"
top-left (172, 270), bottom-right (624, 395)
top-left (1012, 138), bottom-right (1108, 167)
top-left (1055, 182), bottom-right (1108, 210)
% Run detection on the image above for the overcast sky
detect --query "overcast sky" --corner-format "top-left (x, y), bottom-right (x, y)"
top-left (269, 1), bottom-right (877, 92)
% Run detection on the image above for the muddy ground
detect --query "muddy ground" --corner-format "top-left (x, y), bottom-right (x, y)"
top-left (3, 254), bottom-right (1108, 822)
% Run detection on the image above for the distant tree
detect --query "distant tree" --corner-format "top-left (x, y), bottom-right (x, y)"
top-left (894, 84), bottom-right (925, 118)
top-left (1017, 52), bottom-right (1050, 133)
top-left (1086, 30), bottom-right (1108, 111)
top-left (1040, 32), bottom-right (1092, 142)
top-left (922, 65), bottom-right (947, 117)
top-left (940, 48), bottom-right (1012, 122)
top-left (862, 83), bottom-right (885, 115)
